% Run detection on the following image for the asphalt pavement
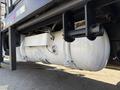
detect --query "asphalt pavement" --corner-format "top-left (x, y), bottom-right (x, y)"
top-left (0, 62), bottom-right (120, 90)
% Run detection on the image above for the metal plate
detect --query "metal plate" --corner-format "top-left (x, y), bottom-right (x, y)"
top-left (4, 0), bottom-right (53, 28)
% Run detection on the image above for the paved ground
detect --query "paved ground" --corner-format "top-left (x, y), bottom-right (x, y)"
top-left (0, 62), bottom-right (120, 90)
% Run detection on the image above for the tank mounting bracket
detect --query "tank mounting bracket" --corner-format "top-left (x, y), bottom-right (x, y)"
top-left (63, 2), bottom-right (104, 42)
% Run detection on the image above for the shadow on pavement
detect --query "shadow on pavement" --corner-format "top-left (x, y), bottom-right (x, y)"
top-left (0, 62), bottom-right (119, 90)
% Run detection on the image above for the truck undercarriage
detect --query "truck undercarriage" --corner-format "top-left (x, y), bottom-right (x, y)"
top-left (0, 0), bottom-right (120, 70)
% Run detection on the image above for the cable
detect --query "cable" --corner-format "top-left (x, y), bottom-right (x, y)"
top-left (46, 45), bottom-right (54, 54)
top-left (97, 0), bottom-right (120, 9)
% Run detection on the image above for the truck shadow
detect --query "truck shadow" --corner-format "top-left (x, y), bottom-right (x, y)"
top-left (0, 62), bottom-right (120, 90)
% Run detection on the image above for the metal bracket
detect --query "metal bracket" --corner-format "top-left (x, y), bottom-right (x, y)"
top-left (63, 11), bottom-right (75, 42)
top-left (9, 28), bottom-right (17, 70)
top-left (0, 30), bottom-right (3, 67)
top-left (63, 2), bottom-right (104, 42)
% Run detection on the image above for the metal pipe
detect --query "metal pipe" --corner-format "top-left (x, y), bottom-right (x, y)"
top-left (6, 0), bottom-right (9, 14)
top-left (17, 0), bottom-right (90, 31)
top-left (10, 0), bottom-right (12, 7)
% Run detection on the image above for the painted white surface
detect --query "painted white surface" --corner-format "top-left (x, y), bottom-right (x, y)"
top-left (24, 33), bottom-right (51, 46)
top-left (17, 29), bottom-right (110, 71)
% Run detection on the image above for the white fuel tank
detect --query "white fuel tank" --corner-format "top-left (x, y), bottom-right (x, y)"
top-left (18, 29), bottom-right (110, 71)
